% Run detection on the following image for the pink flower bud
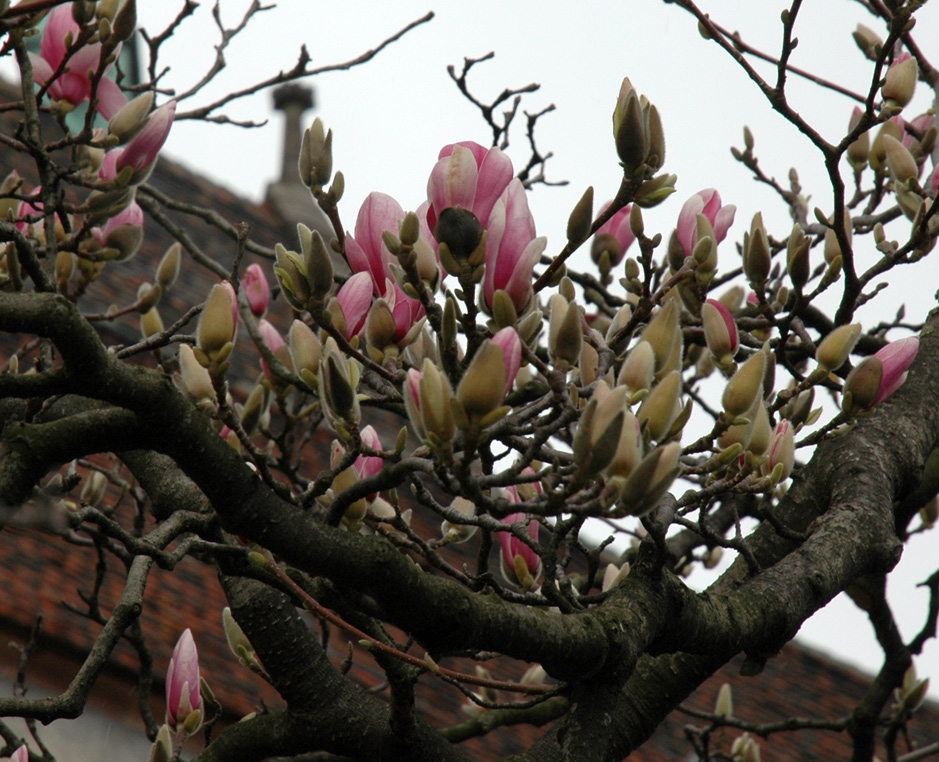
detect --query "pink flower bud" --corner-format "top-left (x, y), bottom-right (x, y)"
top-left (676, 189), bottom-right (736, 257)
top-left (115, 102), bottom-right (176, 183)
top-left (166, 629), bottom-right (201, 731)
top-left (355, 425), bottom-right (384, 485)
top-left (882, 52), bottom-right (918, 109)
top-left (765, 419), bottom-right (795, 481)
top-left (591, 202), bottom-right (635, 267)
top-left (498, 509), bottom-right (541, 589)
top-left (873, 336), bottom-right (919, 406)
top-left (701, 298), bottom-right (738, 366)
top-left (242, 263), bottom-right (270, 317)
top-left (491, 326), bottom-right (522, 397)
top-left (257, 319), bottom-right (286, 376)
top-left (9, 745), bottom-right (28, 762)
top-left (336, 271), bottom-right (374, 338)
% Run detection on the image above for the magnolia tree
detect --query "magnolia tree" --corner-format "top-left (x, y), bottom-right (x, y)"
top-left (1, 1), bottom-right (939, 761)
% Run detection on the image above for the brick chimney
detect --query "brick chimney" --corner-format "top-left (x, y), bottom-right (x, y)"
top-left (265, 84), bottom-right (341, 267)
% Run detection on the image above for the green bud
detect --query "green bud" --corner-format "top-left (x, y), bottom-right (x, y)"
top-left (298, 224), bottom-right (334, 301)
top-left (548, 294), bottom-right (583, 371)
top-left (197, 284), bottom-right (235, 360)
top-left (637, 369), bottom-right (681, 442)
top-left (567, 186), bottom-right (594, 246)
top-left (722, 348), bottom-right (767, 417)
top-left (786, 223), bottom-right (810, 291)
top-left (299, 118), bottom-right (333, 190)
top-left (816, 323), bottom-right (861, 372)
top-left (743, 212), bottom-right (771, 289)
top-left (457, 341), bottom-right (507, 420)
top-left (107, 90), bottom-right (154, 144)
top-left (156, 242), bottom-right (181, 290)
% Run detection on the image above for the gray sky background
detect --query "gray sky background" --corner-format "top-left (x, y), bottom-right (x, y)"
top-left (8, 0), bottom-right (939, 701)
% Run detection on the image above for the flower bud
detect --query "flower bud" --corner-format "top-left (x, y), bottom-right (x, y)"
top-left (222, 607), bottom-right (262, 671)
top-left (299, 117), bottom-right (333, 190)
top-left (289, 319), bottom-right (321, 386)
top-left (548, 294), bottom-right (583, 371)
top-left (107, 91), bottom-right (154, 144)
top-left (742, 212), bottom-right (771, 290)
top-left (853, 23), bottom-right (883, 60)
top-left (883, 134), bottom-right (919, 184)
top-left (618, 340), bottom-right (656, 400)
top-left (440, 497), bottom-right (477, 543)
top-left (762, 419), bottom-right (795, 482)
top-left (882, 53), bottom-right (917, 109)
top-left (457, 341), bottom-right (508, 423)
top-left (786, 223), bottom-right (810, 291)
top-left (156, 242), bottom-right (181, 290)
top-left (141, 306), bottom-right (163, 339)
top-left (404, 359), bottom-right (455, 447)
top-left (722, 348), bottom-right (767, 417)
top-left (178, 344), bottom-right (216, 411)
top-left (614, 441), bottom-right (681, 517)
top-left (714, 683), bottom-right (733, 718)
top-left (567, 186), bottom-right (594, 246)
top-left (241, 262), bottom-right (269, 317)
top-left (701, 298), bottom-right (738, 369)
top-left (196, 283), bottom-right (236, 368)
top-left (166, 629), bottom-right (202, 734)
top-left (318, 338), bottom-right (361, 437)
top-left (639, 298), bottom-right (679, 372)
top-left (842, 356), bottom-right (883, 413)
top-left (298, 223), bottom-right (334, 301)
top-left (847, 107), bottom-right (871, 170)
top-left (816, 323), bottom-right (861, 372)
top-left (637, 370), bottom-right (681, 442)
top-left (573, 382), bottom-right (627, 475)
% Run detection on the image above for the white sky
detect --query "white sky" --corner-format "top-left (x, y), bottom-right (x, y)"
top-left (9, 0), bottom-right (939, 702)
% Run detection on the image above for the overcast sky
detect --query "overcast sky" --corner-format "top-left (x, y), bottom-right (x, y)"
top-left (11, 0), bottom-right (939, 699)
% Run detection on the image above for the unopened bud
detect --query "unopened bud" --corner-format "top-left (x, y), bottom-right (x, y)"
top-left (567, 186), bottom-right (594, 246)
top-left (714, 683), bottom-right (733, 718)
top-left (637, 369), bottom-right (681, 442)
top-left (743, 212), bottom-right (770, 290)
top-left (722, 348), bottom-right (767, 417)
top-left (299, 118), bottom-right (333, 189)
top-left (882, 54), bottom-right (917, 109)
top-left (816, 323), bottom-right (861, 372)
top-left (156, 242), bottom-right (181, 289)
top-left (548, 294), bottom-right (583, 371)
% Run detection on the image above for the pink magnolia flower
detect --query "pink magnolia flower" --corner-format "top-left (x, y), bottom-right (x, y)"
top-left (873, 336), bottom-right (919, 406)
top-left (483, 179), bottom-right (547, 313)
top-left (491, 326), bottom-right (522, 397)
top-left (592, 202), bottom-right (635, 266)
top-left (426, 141), bottom-right (514, 235)
top-left (336, 271), bottom-right (374, 338)
top-left (15, 184), bottom-right (45, 234)
top-left (166, 629), bottom-right (201, 730)
top-left (345, 192), bottom-right (406, 296)
top-left (498, 508), bottom-right (541, 587)
top-left (344, 193), bottom-right (426, 332)
top-left (676, 189), bottom-right (737, 257)
top-left (29, 6), bottom-right (127, 119)
top-left (242, 263), bottom-right (270, 317)
top-left (8, 745), bottom-right (28, 762)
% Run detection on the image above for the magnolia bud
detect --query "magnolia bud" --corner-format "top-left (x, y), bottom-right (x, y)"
top-left (107, 91), bottom-right (155, 144)
top-left (816, 323), bottom-right (861, 372)
top-left (178, 344), bottom-right (216, 411)
top-left (743, 212), bottom-right (771, 290)
top-left (714, 683), bottom-right (733, 718)
top-left (701, 299), bottom-right (738, 369)
top-left (883, 134), bottom-right (919, 184)
top-left (882, 54), bottom-right (918, 109)
top-left (567, 186), bottom-right (594, 246)
top-left (853, 23), bottom-right (883, 60)
top-left (639, 299), bottom-right (679, 372)
top-left (298, 224), bottom-right (334, 301)
top-left (618, 340), bottom-right (656, 399)
top-left (440, 497), bottom-right (477, 543)
top-left (786, 223), bottom-right (810, 291)
top-left (299, 118), bottom-right (333, 190)
top-left (197, 284), bottom-right (235, 364)
top-left (548, 294), bottom-right (583, 371)
top-left (156, 242), bottom-right (181, 290)
top-left (289, 320), bottom-right (321, 386)
top-left (722, 348), bottom-right (767, 417)
top-left (141, 306), bottom-right (163, 339)
top-left (457, 341), bottom-right (507, 423)
top-left (637, 370), bottom-right (681, 442)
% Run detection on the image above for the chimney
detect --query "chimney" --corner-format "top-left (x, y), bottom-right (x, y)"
top-left (265, 84), bottom-right (343, 270)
